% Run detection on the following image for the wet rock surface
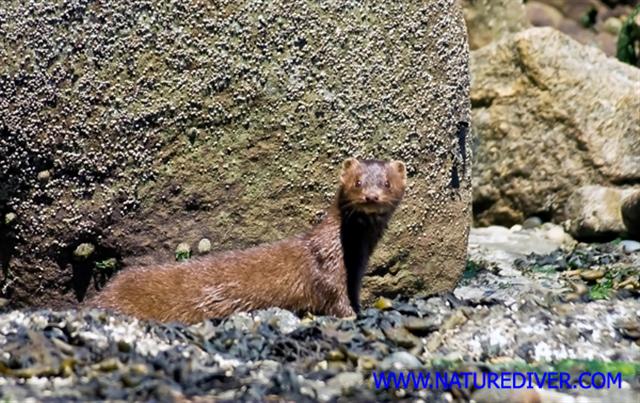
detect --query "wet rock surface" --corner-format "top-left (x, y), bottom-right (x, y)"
top-left (1, 227), bottom-right (638, 401)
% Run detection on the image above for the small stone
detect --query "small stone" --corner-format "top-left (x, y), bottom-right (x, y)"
top-left (426, 332), bottom-right (443, 351)
top-left (383, 326), bottom-right (420, 348)
top-left (73, 243), bottom-right (95, 261)
top-left (616, 320), bottom-right (640, 340)
top-left (580, 269), bottom-right (605, 281)
top-left (603, 17), bottom-right (622, 36)
top-left (380, 351), bottom-right (422, 370)
top-left (94, 358), bottom-right (120, 372)
top-left (562, 293), bottom-right (580, 303)
top-left (0, 298), bottom-right (9, 308)
top-left (197, 238), bottom-right (212, 254)
top-left (403, 317), bottom-right (438, 336)
top-left (326, 372), bottom-right (363, 392)
top-left (617, 276), bottom-right (639, 290)
top-left (569, 281), bottom-right (588, 295)
top-left (4, 212), bottom-right (16, 225)
top-left (326, 350), bottom-right (345, 361)
top-left (620, 240), bottom-right (640, 254)
top-left (545, 225), bottom-right (570, 245)
top-left (254, 308), bottom-right (300, 334)
top-left (175, 242), bottom-right (191, 261)
top-left (357, 356), bottom-right (378, 371)
top-left (522, 216), bottom-right (542, 229)
top-left (373, 297), bottom-right (393, 310)
top-left (37, 170), bottom-right (51, 183)
top-left (441, 309), bottom-right (468, 331)
top-left (117, 340), bottom-right (132, 353)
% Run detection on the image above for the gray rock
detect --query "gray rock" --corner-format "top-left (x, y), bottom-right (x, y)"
top-left (380, 351), bottom-right (423, 370)
top-left (620, 240), bottom-right (640, 254)
top-left (253, 308), bottom-right (300, 334)
top-left (403, 317), bottom-right (439, 336)
top-left (522, 216), bottom-right (542, 229)
top-left (472, 27), bottom-right (640, 227)
top-left (326, 372), bottom-right (363, 392)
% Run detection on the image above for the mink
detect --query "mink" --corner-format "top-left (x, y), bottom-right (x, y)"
top-left (88, 158), bottom-right (406, 324)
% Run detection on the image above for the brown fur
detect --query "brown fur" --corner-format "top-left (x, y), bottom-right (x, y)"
top-left (88, 158), bottom-right (406, 324)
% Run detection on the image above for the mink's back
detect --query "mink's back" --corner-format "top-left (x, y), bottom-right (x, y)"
top-left (88, 214), bottom-right (350, 323)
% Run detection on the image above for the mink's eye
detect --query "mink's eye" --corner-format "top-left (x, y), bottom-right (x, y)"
top-left (355, 180), bottom-right (362, 188)
top-left (384, 180), bottom-right (390, 188)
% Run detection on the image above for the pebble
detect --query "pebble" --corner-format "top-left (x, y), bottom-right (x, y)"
top-left (379, 351), bottom-right (422, 370)
top-left (580, 269), bottom-right (605, 281)
top-left (73, 243), bottom-right (95, 261)
top-left (326, 372), bottom-right (363, 392)
top-left (441, 309), bottom-right (468, 331)
top-left (253, 308), bottom-right (300, 334)
top-left (373, 297), bottom-right (393, 310)
top-left (510, 224), bottom-right (523, 232)
top-left (545, 225), bottom-right (570, 245)
top-left (522, 216), bottom-right (542, 229)
top-left (383, 326), bottom-right (420, 348)
top-left (620, 240), bottom-right (640, 254)
top-left (403, 317), bottom-right (438, 336)
top-left (197, 238), bottom-right (212, 254)
top-left (4, 212), bottom-right (17, 225)
top-left (37, 170), bottom-right (51, 183)
top-left (569, 281), bottom-right (588, 295)
top-left (603, 17), bottom-right (622, 36)
top-left (616, 320), bottom-right (640, 340)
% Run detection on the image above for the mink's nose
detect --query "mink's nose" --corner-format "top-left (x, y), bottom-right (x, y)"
top-left (365, 194), bottom-right (379, 203)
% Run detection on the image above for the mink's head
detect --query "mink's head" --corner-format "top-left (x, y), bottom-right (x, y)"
top-left (338, 158), bottom-right (406, 214)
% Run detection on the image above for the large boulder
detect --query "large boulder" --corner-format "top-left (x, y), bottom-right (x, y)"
top-left (565, 186), bottom-right (639, 238)
top-left (471, 27), bottom-right (640, 228)
top-left (0, 1), bottom-right (471, 309)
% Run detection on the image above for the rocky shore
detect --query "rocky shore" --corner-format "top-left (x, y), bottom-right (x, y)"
top-left (1, 226), bottom-right (638, 402)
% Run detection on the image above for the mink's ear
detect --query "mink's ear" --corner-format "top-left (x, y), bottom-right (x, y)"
top-left (390, 160), bottom-right (406, 184)
top-left (340, 158), bottom-right (359, 184)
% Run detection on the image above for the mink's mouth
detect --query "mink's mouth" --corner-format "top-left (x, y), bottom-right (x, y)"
top-left (354, 202), bottom-right (388, 214)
